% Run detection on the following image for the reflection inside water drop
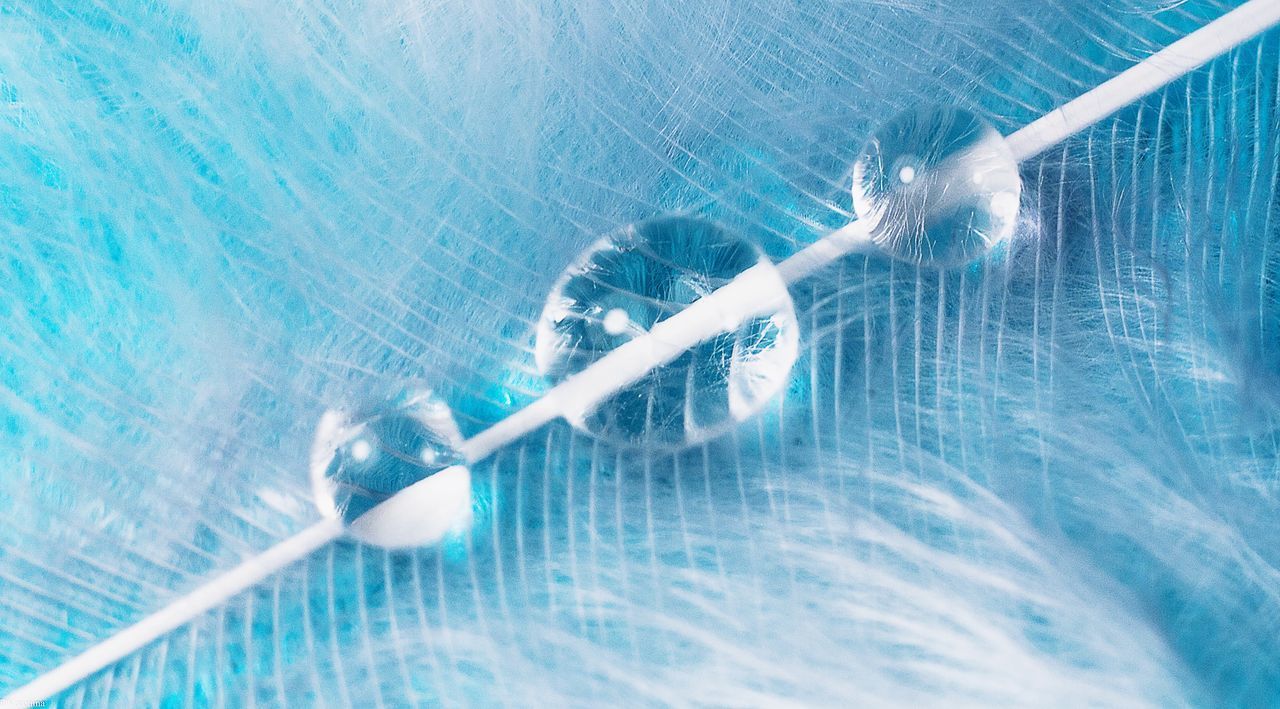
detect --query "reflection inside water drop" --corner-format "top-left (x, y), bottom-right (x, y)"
top-left (310, 390), bottom-right (472, 548)
top-left (852, 105), bottom-right (1022, 267)
top-left (535, 216), bottom-right (799, 449)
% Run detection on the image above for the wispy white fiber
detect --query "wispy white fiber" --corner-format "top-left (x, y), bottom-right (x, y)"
top-left (2, 0), bottom-right (1278, 706)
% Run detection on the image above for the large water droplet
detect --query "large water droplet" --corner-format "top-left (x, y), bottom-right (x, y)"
top-left (852, 106), bottom-right (1021, 267)
top-left (536, 216), bottom-right (799, 449)
top-left (310, 390), bottom-right (472, 548)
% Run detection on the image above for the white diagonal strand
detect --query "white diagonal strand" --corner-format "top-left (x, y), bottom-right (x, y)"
top-left (5, 1), bottom-right (1278, 705)
top-left (1005, 0), bottom-right (1280, 162)
top-left (461, 261), bottom-right (794, 462)
top-left (2, 520), bottom-right (344, 709)
top-left (470, 0), bottom-right (1280, 460)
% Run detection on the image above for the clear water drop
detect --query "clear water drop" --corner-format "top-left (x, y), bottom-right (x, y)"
top-left (852, 106), bottom-right (1021, 267)
top-left (536, 216), bottom-right (799, 449)
top-left (310, 390), bottom-right (472, 548)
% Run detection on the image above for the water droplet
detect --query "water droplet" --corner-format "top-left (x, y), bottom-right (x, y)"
top-left (852, 106), bottom-right (1021, 267)
top-left (310, 390), bottom-right (472, 548)
top-left (536, 216), bottom-right (799, 448)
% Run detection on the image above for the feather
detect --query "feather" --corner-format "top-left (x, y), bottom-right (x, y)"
top-left (2, 0), bottom-right (1278, 705)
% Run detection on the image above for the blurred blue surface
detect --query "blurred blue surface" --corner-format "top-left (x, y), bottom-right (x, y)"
top-left (1, 0), bottom-right (1278, 705)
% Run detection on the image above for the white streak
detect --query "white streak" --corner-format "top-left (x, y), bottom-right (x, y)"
top-left (1, 519), bottom-right (344, 709)
top-left (776, 221), bottom-right (877, 283)
top-left (462, 262), bottom-right (792, 461)
top-left (1005, 0), bottom-right (1280, 161)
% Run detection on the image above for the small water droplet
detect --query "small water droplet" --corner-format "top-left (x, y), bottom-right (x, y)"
top-left (310, 390), bottom-right (472, 548)
top-left (536, 216), bottom-right (798, 448)
top-left (852, 106), bottom-right (1021, 267)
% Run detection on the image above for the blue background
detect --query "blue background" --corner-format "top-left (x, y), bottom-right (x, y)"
top-left (1, 0), bottom-right (1277, 705)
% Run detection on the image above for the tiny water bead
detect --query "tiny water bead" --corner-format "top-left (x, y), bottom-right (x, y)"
top-left (310, 391), bottom-right (473, 548)
top-left (852, 106), bottom-right (1022, 267)
top-left (536, 216), bottom-right (799, 448)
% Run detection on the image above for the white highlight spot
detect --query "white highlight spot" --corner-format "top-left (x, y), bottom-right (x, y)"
top-left (991, 191), bottom-right (1019, 219)
top-left (350, 439), bottom-right (372, 462)
top-left (603, 307), bottom-right (631, 335)
top-left (898, 165), bottom-right (916, 184)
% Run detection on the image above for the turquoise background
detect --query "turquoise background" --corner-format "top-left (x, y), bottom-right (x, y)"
top-left (1, 0), bottom-right (1277, 705)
